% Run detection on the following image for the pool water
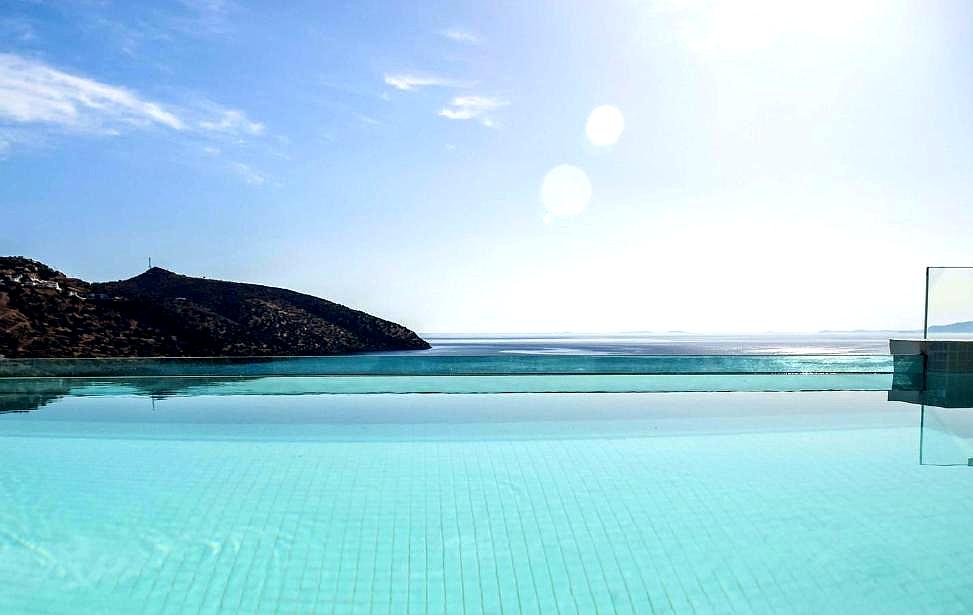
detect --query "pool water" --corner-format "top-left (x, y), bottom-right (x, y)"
top-left (2, 384), bottom-right (972, 614)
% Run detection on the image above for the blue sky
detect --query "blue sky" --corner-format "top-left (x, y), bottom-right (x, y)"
top-left (2, 0), bottom-right (973, 333)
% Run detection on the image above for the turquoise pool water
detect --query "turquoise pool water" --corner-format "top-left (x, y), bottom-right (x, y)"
top-left (2, 368), bottom-right (971, 614)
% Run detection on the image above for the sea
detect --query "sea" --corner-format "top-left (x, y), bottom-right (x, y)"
top-left (406, 332), bottom-right (902, 356)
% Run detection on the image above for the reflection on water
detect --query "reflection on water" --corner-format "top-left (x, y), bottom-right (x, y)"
top-left (4, 354), bottom-right (971, 468)
top-left (0, 353), bottom-right (902, 413)
top-left (0, 373), bottom-right (897, 413)
top-left (0, 376), bottom-right (264, 414)
top-left (0, 353), bottom-right (896, 378)
top-left (921, 407), bottom-right (973, 466)
top-left (889, 356), bottom-right (973, 466)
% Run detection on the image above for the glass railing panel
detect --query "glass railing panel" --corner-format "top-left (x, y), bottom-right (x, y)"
top-left (926, 267), bottom-right (973, 339)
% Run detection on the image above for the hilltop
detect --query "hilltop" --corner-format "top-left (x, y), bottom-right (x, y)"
top-left (0, 257), bottom-right (430, 357)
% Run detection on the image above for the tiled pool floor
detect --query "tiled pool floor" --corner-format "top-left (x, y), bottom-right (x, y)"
top-left (1, 391), bottom-right (972, 614)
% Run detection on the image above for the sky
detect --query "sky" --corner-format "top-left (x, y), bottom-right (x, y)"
top-left (2, 0), bottom-right (972, 334)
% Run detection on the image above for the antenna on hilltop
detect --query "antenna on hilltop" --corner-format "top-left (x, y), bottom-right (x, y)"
top-left (148, 257), bottom-right (152, 270)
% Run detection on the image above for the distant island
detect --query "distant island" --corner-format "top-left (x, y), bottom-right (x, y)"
top-left (0, 257), bottom-right (430, 358)
top-left (820, 323), bottom-right (973, 334)
top-left (927, 321), bottom-right (973, 333)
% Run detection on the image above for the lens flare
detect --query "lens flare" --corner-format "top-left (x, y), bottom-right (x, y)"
top-left (585, 105), bottom-right (624, 146)
top-left (541, 164), bottom-right (592, 217)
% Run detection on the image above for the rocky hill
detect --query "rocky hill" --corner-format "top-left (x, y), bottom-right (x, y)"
top-left (0, 257), bottom-right (430, 357)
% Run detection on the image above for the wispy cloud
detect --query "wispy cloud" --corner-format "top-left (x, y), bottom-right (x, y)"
top-left (0, 53), bottom-right (271, 185)
top-left (441, 28), bottom-right (483, 45)
top-left (356, 113), bottom-right (382, 126)
top-left (230, 161), bottom-right (265, 185)
top-left (181, 0), bottom-right (232, 13)
top-left (199, 108), bottom-right (264, 136)
top-left (383, 73), bottom-right (469, 91)
top-left (438, 95), bottom-right (508, 125)
top-left (0, 53), bottom-right (184, 131)
top-left (88, 15), bottom-right (173, 58)
top-left (0, 17), bottom-right (37, 43)
top-left (28, 2), bottom-right (232, 59)
top-left (173, 0), bottom-right (237, 36)
top-left (0, 54), bottom-right (269, 144)
top-left (0, 126), bottom-right (45, 158)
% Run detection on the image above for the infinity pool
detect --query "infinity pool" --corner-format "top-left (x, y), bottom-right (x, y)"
top-left (1, 368), bottom-right (971, 614)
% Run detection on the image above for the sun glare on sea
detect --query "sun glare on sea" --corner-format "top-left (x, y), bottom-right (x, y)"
top-left (541, 164), bottom-right (592, 219)
top-left (585, 105), bottom-right (624, 146)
